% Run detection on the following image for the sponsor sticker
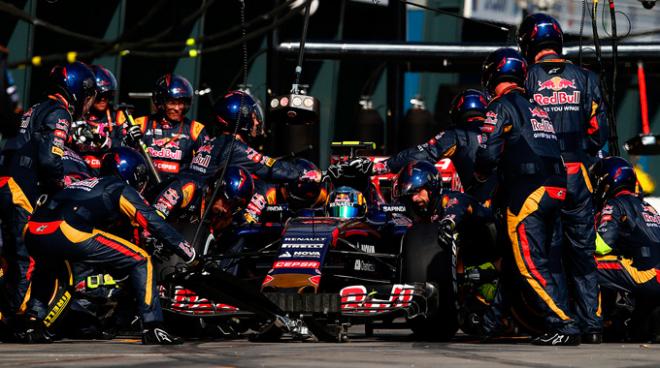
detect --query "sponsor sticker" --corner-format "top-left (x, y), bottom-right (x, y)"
top-left (273, 260), bottom-right (320, 269)
top-left (154, 160), bottom-right (180, 173)
top-left (51, 146), bottom-right (64, 156)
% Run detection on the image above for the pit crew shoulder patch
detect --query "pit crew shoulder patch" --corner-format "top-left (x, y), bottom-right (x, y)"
top-left (190, 120), bottom-right (205, 141)
top-left (51, 146), bottom-right (64, 156)
top-left (181, 182), bottom-right (197, 208)
top-left (134, 116), bottom-right (148, 133)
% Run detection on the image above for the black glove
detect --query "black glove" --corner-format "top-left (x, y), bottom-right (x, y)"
top-left (126, 124), bottom-right (143, 144)
top-left (348, 157), bottom-right (373, 175)
top-left (438, 218), bottom-right (456, 245)
top-left (149, 238), bottom-right (173, 262)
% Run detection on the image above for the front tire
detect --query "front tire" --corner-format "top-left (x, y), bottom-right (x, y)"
top-left (401, 223), bottom-right (458, 341)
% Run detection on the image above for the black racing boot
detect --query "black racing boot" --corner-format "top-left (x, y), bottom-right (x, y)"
top-left (142, 323), bottom-right (184, 345)
top-left (581, 332), bottom-right (602, 344)
top-left (531, 332), bottom-right (580, 346)
top-left (16, 317), bottom-right (53, 344)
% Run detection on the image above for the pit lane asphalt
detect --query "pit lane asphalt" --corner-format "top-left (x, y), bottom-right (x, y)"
top-left (1, 330), bottom-right (659, 368)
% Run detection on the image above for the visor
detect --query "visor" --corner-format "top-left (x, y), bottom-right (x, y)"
top-left (328, 204), bottom-right (360, 219)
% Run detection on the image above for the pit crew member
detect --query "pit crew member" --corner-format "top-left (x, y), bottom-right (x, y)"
top-left (474, 48), bottom-right (580, 346)
top-left (20, 147), bottom-right (195, 344)
top-left (519, 13), bottom-right (607, 342)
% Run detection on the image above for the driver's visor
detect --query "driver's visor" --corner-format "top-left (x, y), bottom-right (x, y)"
top-left (328, 205), bottom-right (359, 219)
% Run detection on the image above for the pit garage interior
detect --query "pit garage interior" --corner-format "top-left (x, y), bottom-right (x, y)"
top-left (3, 0), bottom-right (660, 176)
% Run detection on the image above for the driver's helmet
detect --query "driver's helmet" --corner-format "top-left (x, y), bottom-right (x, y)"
top-left (326, 186), bottom-right (367, 219)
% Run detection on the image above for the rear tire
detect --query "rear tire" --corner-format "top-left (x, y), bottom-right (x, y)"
top-left (401, 223), bottom-right (458, 341)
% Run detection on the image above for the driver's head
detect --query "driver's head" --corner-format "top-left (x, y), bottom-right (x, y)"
top-left (393, 161), bottom-right (440, 217)
top-left (210, 166), bottom-right (254, 232)
top-left (326, 186), bottom-right (367, 219)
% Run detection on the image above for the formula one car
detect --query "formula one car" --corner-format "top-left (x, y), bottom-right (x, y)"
top-left (159, 141), bottom-right (462, 341)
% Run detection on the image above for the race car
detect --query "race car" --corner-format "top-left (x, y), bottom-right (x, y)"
top-left (160, 142), bottom-right (462, 341)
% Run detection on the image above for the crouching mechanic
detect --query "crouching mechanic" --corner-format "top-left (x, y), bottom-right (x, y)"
top-left (393, 160), bottom-right (494, 261)
top-left (20, 147), bottom-right (196, 344)
top-left (590, 157), bottom-right (660, 342)
top-left (243, 158), bottom-right (328, 224)
top-left (151, 166), bottom-right (255, 234)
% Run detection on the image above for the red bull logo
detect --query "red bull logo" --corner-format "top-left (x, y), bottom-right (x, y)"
top-left (149, 147), bottom-right (183, 160)
top-left (197, 144), bottom-right (213, 154)
top-left (529, 107), bottom-right (550, 119)
top-left (537, 77), bottom-right (576, 91)
top-left (152, 138), bottom-right (181, 148)
top-left (530, 118), bottom-right (556, 134)
top-left (535, 77), bottom-right (580, 106)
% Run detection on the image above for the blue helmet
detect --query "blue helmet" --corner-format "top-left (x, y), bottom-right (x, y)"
top-left (589, 156), bottom-right (637, 207)
top-left (326, 186), bottom-right (367, 219)
top-left (213, 90), bottom-right (265, 140)
top-left (481, 48), bottom-right (527, 95)
top-left (152, 74), bottom-right (194, 113)
top-left (91, 65), bottom-right (118, 98)
top-left (449, 89), bottom-right (489, 127)
top-left (49, 62), bottom-right (97, 117)
top-left (219, 166), bottom-right (254, 210)
top-left (518, 13), bottom-right (564, 63)
top-left (285, 158), bottom-right (322, 208)
top-left (393, 160), bottom-right (441, 200)
top-left (100, 147), bottom-right (149, 192)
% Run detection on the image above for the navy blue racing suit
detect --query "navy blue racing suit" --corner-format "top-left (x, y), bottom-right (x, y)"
top-left (595, 192), bottom-right (660, 296)
top-left (382, 127), bottom-right (495, 202)
top-left (475, 86), bottom-right (579, 335)
top-left (150, 171), bottom-right (204, 222)
top-left (0, 95), bottom-right (73, 315)
top-left (188, 134), bottom-right (305, 182)
top-left (23, 176), bottom-right (195, 325)
top-left (526, 52), bottom-right (608, 333)
top-left (63, 147), bottom-right (93, 184)
top-left (134, 114), bottom-right (209, 179)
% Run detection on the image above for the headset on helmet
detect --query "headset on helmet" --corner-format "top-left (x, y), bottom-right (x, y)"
top-left (100, 147), bottom-right (149, 193)
top-left (218, 166), bottom-right (255, 211)
top-left (213, 90), bottom-right (264, 141)
top-left (326, 186), bottom-right (367, 219)
top-left (91, 65), bottom-right (118, 99)
top-left (449, 89), bottom-right (489, 128)
top-left (589, 156), bottom-right (638, 208)
top-left (518, 13), bottom-right (564, 63)
top-left (49, 61), bottom-right (97, 118)
top-left (152, 74), bottom-right (194, 113)
top-left (481, 48), bottom-right (527, 95)
top-left (284, 158), bottom-right (322, 209)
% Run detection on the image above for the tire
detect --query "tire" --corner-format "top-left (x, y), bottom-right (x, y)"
top-left (43, 260), bottom-right (75, 329)
top-left (401, 223), bottom-right (458, 341)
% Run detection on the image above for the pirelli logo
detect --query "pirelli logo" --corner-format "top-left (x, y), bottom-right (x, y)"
top-left (44, 291), bottom-right (71, 327)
